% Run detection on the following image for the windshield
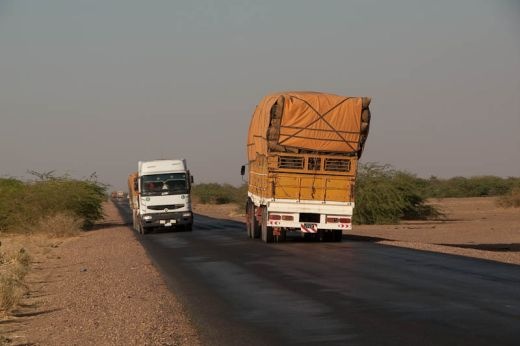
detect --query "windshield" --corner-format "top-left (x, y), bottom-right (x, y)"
top-left (141, 173), bottom-right (188, 196)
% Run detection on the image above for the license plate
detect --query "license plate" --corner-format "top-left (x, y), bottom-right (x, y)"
top-left (303, 223), bottom-right (316, 229)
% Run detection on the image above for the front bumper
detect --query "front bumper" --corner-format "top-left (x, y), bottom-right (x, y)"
top-left (141, 211), bottom-right (193, 228)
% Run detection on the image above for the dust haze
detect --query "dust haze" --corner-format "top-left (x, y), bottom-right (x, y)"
top-left (0, 0), bottom-right (519, 190)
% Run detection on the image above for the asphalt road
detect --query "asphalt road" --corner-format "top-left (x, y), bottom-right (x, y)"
top-left (115, 200), bottom-right (520, 345)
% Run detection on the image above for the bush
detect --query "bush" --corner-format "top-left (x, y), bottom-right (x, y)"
top-left (0, 244), bottom-right (30, 315)
top-left (353, 164), bottom-right (441, 225)
top-left (422, 175), bottom-right (520, 198)
top-left (192, 183), bottom-right (247, 205)
top-left (0, 173), bottom-right (107, 233)
top-left (0, 179), bottom-right (26, 230)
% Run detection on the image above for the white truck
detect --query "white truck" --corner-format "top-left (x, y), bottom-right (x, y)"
top-left (129, 159), bottom-right (194, 234)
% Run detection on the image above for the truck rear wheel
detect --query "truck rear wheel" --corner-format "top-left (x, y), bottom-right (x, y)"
top-left (260, 206), bottom-right (274, 243)
top-left (333, 230), bottom-right (343, 242)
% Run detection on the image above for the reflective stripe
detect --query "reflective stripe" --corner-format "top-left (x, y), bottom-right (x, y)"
top-left (300, 224), bottom-right (318, 233)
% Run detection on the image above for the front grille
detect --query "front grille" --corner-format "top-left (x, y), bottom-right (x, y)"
top-left (324, 158), bottom-right (351, 172)
top-left (147, 204), bottom-right (185, 211)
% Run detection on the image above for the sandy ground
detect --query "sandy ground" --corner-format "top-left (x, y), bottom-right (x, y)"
top-left (1, 197), bottom-right (518, 345)
top-left (1, 202), bottom-right (200, 346)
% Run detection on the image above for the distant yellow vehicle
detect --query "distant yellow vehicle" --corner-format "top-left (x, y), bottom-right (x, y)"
top-left (242, 91), bottom-right (371, 242)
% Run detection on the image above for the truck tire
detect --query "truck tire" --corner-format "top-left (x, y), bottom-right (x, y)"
top-left (260, 206), bottom-right (274, 243)
top-left (320, 230), bottom-right (333, 242)
top-left (185, 223), bottom-right (193, 232)
top-left (333, 230), bottom-right (343, 242)
top-left (276, 230), bottom-right (287, 242)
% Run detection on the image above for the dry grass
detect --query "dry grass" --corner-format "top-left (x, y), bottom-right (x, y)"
top-left (0, 335), bottom-right (11, 345)
top-left (1, 213), bottom-right (81, 317)
top-left (0, 243), bottom-right (31, 316)
top-left (31, 213), bottom-right (83, 238)
top-left (496, 188), bottom-right (520, 208)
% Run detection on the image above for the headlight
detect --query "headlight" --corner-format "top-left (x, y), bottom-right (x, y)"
top-left (182, 212), bottom-right (191, 217)
top-left (143, 215), bottom-right (152, 221)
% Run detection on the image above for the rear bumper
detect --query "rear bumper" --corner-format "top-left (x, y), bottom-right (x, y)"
top-left (141, 211), bottom-right (193, 228)
top-left (249, 196), bottom-right (354, 232)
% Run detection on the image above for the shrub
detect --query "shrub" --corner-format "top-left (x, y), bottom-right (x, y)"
top-left (422, 175), bottom-right (519, 198)
top-left (0, 245), bottom-right (30, 315)
top-left (192, 183), bottom-right (247, 205)
top-left (0, 173), bottom-right (107, 233)
top-left (24, 178), bottom-right (107, 229)
top-left (0, 178), bottom-right (26, 230)
top-left (353, 164), bottom-right (442, 225)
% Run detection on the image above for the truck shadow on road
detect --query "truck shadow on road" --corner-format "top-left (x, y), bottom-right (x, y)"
top-left (439, 243), bottom-right (520, 252)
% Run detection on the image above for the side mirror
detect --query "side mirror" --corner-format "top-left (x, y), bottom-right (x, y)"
top-left (240, 165), bottom-right (246, 176)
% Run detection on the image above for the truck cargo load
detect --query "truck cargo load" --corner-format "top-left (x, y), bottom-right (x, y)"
top-left (127, 172), bottom-right (140, 231)
top-left (243, 91), bottom-right (371, 242)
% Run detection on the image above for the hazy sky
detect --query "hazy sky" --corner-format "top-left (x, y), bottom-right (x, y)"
top-left (1, 0), bottom-right (519, 189)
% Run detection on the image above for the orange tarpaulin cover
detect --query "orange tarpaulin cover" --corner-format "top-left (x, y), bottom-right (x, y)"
top-left (247, 92), bottom-right (368, 159)
top-left (127, 172), bottom-right (138, 209)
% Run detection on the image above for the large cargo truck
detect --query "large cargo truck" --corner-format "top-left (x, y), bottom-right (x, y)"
top-left (128, 159), bottom-right (194, 234)
top-left (242, 92), bottom-right (371, 242)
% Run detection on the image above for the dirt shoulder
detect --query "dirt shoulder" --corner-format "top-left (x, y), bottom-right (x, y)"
top-left (1, 202), bottom-right (200, 346)
top-left (193, 197), bottom-right (520, 265)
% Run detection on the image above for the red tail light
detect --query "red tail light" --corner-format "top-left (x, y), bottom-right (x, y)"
top-left (269, 214), bottom-right (281, 220)
top-left (326, 216), bottom-right (351, 224)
